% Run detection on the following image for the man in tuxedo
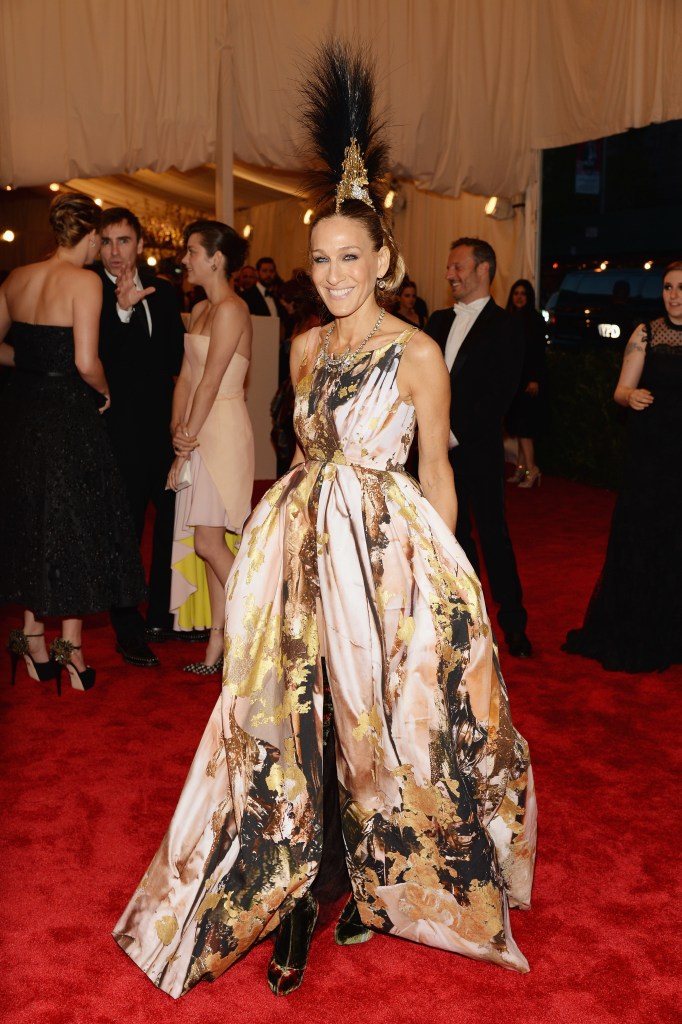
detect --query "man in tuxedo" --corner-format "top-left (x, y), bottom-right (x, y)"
top-left (241, 256), bottom-right (284, 318)
top-left (425, 238), bottom-right (532, 658)
top-left (235, 264), bottom-right (257, 295)
top-left (95, 207), bottom-right (203, 667)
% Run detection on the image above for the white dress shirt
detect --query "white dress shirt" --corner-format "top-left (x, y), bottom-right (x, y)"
top-left (444, 296), bottom-right (490, 447)
top-left (107, 268), bottom-right (153, 336)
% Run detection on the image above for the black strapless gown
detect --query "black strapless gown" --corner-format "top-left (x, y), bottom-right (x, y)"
top-left (0, 323), bottom-right (146, 617)
top-left (564, 316), bottom-right (682, 672)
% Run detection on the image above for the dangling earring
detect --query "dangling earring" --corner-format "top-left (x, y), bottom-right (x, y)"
top-left (377, 279), bottom-right (386, 290)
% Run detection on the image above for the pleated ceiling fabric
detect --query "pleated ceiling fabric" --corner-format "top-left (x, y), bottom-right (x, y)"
top-left (1, 0), bottom-right (681, 198)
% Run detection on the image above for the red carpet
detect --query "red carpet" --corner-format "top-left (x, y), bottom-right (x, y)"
top-left (1, 477), bottom-right (679, 1024)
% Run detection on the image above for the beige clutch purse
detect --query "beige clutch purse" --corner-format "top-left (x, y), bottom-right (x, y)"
top-left (166, 458), bottom-right (192, 491)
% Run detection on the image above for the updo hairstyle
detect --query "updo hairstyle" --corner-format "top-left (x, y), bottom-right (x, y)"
top-left (49, 192), bottom-right (102, 248)
top-left (310, 198), bottom-right (405, 295)
top-left (183, 220), bottom-right (249, 279)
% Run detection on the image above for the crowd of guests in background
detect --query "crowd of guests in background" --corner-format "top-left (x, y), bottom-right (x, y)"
top-left (1, 192), bottom-right (680, 687)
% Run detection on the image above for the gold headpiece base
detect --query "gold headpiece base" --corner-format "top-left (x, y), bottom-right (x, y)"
top-left (335, 137), bottom-right (374, 213)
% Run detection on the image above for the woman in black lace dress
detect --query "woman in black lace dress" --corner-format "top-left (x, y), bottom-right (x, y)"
top-left (0, 193), bottom-right (145, 693)
top-left (564, 261), bottom-right (682, 672)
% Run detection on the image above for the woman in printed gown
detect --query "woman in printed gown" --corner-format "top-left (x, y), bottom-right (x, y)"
top-left (167, 221), bottom-right (254, 675)
top-left (113, 42), bottom-right (536, 998)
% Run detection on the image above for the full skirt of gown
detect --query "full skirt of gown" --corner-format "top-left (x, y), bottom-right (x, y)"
top-left (114, 328), bottom-right (537, 996)
top-left (0, 323), bottom-right (146, 617)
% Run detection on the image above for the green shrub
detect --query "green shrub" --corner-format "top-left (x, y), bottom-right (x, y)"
top-left (536, 347), bottom-right (626, 489)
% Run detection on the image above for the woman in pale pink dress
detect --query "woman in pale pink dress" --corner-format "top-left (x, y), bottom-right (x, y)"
top-left (167, 221), bottom-right (254, 674)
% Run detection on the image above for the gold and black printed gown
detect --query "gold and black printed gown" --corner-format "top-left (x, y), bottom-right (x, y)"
top-left (113, 327), bottom-right (537, 997)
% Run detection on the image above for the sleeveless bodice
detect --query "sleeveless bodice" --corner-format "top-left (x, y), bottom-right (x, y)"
top-left (10, 322), bottom-right (79, 375)
top-left (183, 334), bottom-right (249, 407)
top-left (640, 317), bottom-right (682, 423)
top-left (294, 329), bottom-right (417, 472)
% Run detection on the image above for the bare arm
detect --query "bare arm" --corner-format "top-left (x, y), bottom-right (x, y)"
top-left (73, 273), bottom-right (110, 411)
top-left (399, 332), bottom-right (457, 531)
top-left (170, 353), bottom-right (192, 436)
top-left (614, 324), bottom-right (652, 410)
top-left (0, 284), bottom-right (14, 365)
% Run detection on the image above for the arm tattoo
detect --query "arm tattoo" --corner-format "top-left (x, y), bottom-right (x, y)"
top-left (624, 339), bottom-right (646, 358)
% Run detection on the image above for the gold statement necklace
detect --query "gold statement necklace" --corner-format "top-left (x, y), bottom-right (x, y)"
top-left (322, 308), bottom-right (385, 368)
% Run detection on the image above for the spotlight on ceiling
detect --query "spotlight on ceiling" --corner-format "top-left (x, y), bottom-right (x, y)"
top-left (303, 208), bottom-right (314, 225)
top-left (49, 182), bottom-right (60, 192)
top-left (242, 224), bottom-right (253, 239)
top-left (147, 256), bottom-right (157, 267)
top-left (1, 229), bottom-right (16, 242)
top-left (484, 196), bottom-right (514, 220)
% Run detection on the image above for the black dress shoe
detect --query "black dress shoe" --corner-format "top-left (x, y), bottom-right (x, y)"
top-left (116, 637), bottom-right (160, 667)
top-left (143, 626), bottom-right (175, 643)
top-left (505, 630), bottom-right (533, 658)
top-left (171, 628), bottom-right (211, 643)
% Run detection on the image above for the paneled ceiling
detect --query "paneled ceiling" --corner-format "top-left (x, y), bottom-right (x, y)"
top-left (65, 162), bottom-right (305, 218)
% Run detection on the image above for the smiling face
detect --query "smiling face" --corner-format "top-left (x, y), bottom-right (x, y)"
top-left (181, 232), bottom-right (215, 286)
top-left (662, 270), bottom-right (682, 324)
top-left (446, 245), bottom-right (490, 304)
top-left (99, 220), bottom-right (143, 277)
top-left (309, 215), bottom-right (389, 318)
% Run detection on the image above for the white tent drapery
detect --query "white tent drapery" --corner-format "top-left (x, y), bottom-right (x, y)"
top-left (1, 0), bottom-right (681, 301)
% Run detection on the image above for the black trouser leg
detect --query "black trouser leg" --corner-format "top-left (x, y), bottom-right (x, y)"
top-left (451, 446), bottom-right (527, 635)
top-left (146, 481), bottom-right (176, 630)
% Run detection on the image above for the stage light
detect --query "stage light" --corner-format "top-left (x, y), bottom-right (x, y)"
top-left (147, 256), bottom-right (157, 267)
top-left (484, 196), bottom-right (514, 220)
top-left (303, 208), bottom-right (313, 225)
top-left (242, 224), bottom-right (253, 239)
top-left (49, 183), bottom-right (60, 192)
top-left (1, 229), bottom-right (15, 242)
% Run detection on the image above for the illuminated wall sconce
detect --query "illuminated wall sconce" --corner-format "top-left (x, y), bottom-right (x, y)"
top-left (242, 224), bottom-right (253, 239)
top-left (303, 208), bottom-right (314, 225)
top-left (49, 182), bottom-right (60, 192)
top-left (1, 229), bottom-right (16, 242)
top-left (383, 179), bottom-right (405, 212)
top-left (484, 196), bottom-right (514, 220)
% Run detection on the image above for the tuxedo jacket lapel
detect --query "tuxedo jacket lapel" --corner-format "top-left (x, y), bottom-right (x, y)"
top-left (451, 300), bottom-right (495, 378)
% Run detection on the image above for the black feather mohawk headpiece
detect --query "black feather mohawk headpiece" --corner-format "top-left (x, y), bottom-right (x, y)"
top-left (299, 40), bottom-right (391, 215)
